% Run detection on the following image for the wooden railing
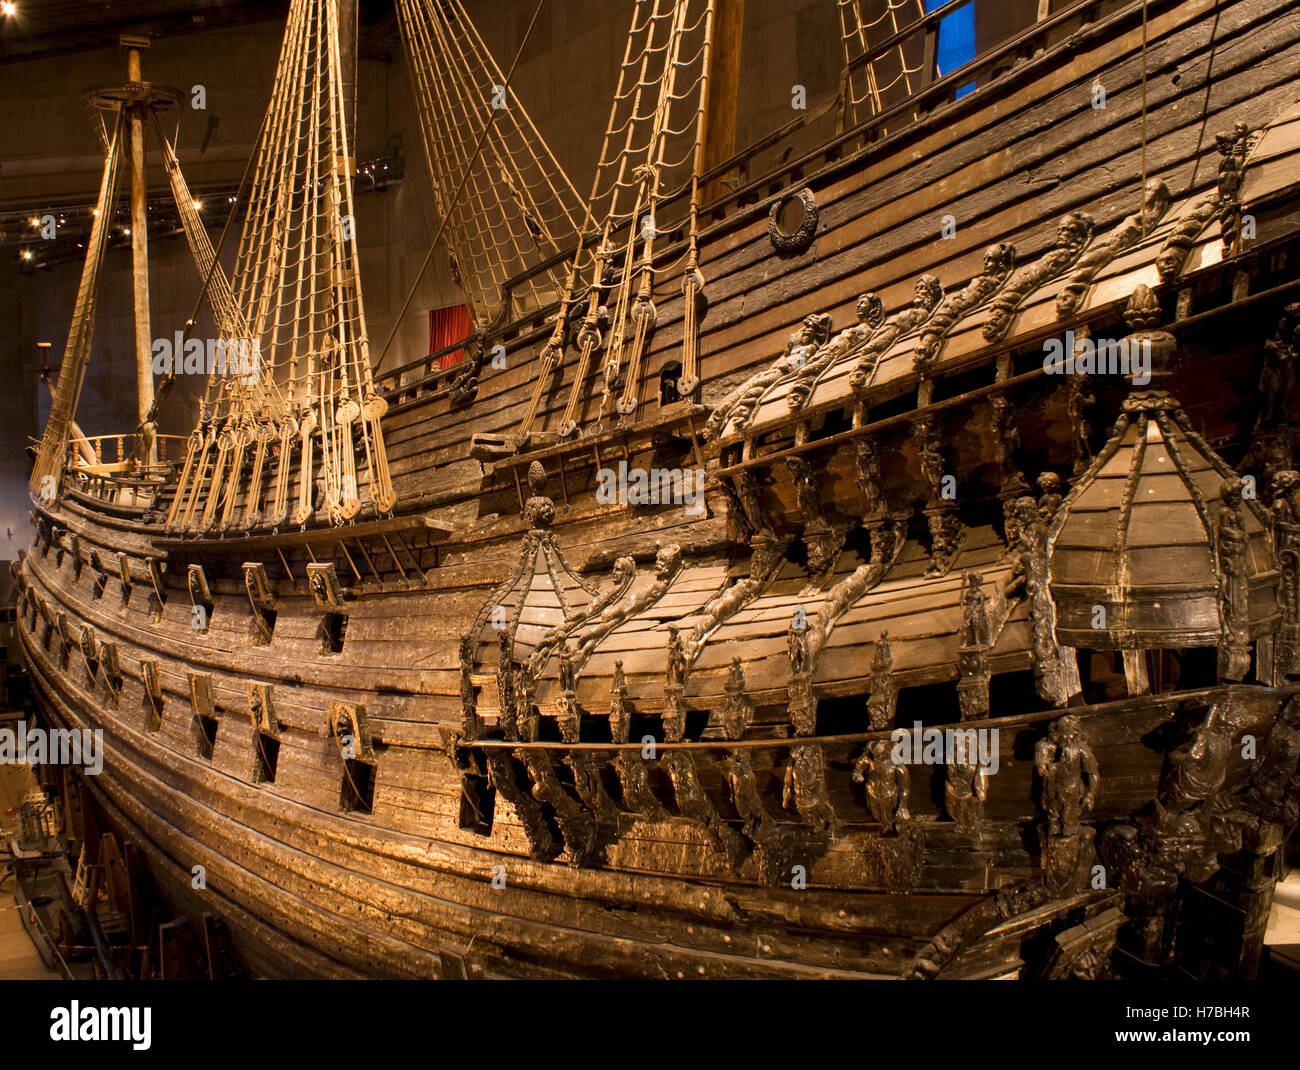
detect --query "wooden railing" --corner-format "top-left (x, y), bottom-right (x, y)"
top-left (64, 432), bottom-right (187, 504)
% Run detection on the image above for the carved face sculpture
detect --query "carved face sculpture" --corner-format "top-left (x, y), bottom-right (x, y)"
top-left (802, 314), bottom-right (833, 349)
top-left (1142, 179), bottom-right (1172, 218)
top-left (612, 556), bottom-right (636, 585)
top-left (1057, 212), bottom-right (1092, 253)
top-left (983, 242), bottom-right (1015, 277)
top-left (1056, 715), bottom-right (1081, 748)
top-left (1272, 470), bottom-right (1300, 500)
top-left (856, 293), bottom-right (884, 327)
top-left (653, 544), bottom-right (681, 579)
top-left (915, 274), bottom-right (942, 311)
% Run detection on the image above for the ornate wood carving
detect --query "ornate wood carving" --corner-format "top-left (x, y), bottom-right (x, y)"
top-left (767, 187), bottom-right (819, 253)
top-left (782, 742), bottom-right (838, 838)
top-left (984, 213), bottom-right (1094, 342)
top-left (849, 274), bottom-right (943, 391)
top-left (704, 314), bottom-right (833, 439)
top-left (914, 415), bottom-right (964, 577)
top-left (786, 292), bottom-right (884, 411)
top-left (514, 668), bottom-right (602, 869)
top-left (663, 624), bottom-right (688, 744)
top-left (1035, 715), bottom-right (1099, 890)
top-left (852, 740), bottom-right (910, 833)
top-left (867, 633), bottom-right (898, 730)
top-left (484, 749), bottom-right (561, 863)
top-left (446, 333), bottom-right (487, 407)
top-left (1056, 179), bottom-right (1171, 318)
top-left (945, 759), bottom-right (988, 834)
top-left (329, 701), bottom-right (374, 763)
top-left (785, 455), bottom-right (841, 589)
top-left (913, 242), bottom-right (1016, 379)
top-left (1216, 121), bottom-right (1252, 254)
top-left (609, 661), bottom-right (670, 822)
top-left (956, 572), bottom-right (992, 721)
top-left (573, 543), bottom-right (682, 667)
top-left (1258, 303), bottom-right (1299, 430)
top-left (1271, 469), bottom-right (1300, 679)
top-left (1216, 477), bottom-right (1253, 681)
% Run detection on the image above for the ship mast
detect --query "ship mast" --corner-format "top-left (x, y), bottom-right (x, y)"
top-left (699, 0), bottom-right (742, 203)
top-left (121, 34), bottom-right (156, 465)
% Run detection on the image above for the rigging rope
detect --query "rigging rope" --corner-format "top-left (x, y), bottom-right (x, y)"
top-left (521, 0), bottom-right (714, 443)
top-left (30, 111), bottom-right (125, 499)
top-left (374, 0), bottom-right (556, 372)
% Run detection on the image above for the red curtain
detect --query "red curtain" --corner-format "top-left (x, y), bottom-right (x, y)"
top-left (429, 304), bottom-right (473, 369)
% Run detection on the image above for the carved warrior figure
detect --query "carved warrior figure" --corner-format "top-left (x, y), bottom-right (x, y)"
top-left (1272, 469), bottom-right (1300, 679)
top-left (1258, 303), bottom-right (1299, 430)
top-left (703, 314), bottom-right (832, 440)
top-left (786, 292), bottom-right (885, 411)
top-left (853, 739), bottom-right (910, 833)
top-left (1057, 179), bottom-right (1172, 318)
top-left (1035, 716), bottom-right (1099, 839)
top-left (985, 213), bottom-right (1094, 342)
top-left (608, 661), bottom-right (670, 822)
top-left (1216, 121), bottom-right (1252, 254)
top-left (945, 759), bottom-right (988, 833)
top-left (1156, 124), bottom-right (1252, 281)
top-left (1216, 477), bottom-right (1253, 682)
top-left (849, 274), bottom-right (943, 390)
top-left (956, 572), bottom-right (992, 721)
top-left (913, 242), bottom-right (1016, 378)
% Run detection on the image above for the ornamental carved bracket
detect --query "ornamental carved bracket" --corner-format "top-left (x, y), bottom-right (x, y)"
top-left (985, 213), bottom-right (1093, 342)
top-left (913, 242), bottom-right (1016, 379)
top-left (1057, 180), bottom-right (1171, 318)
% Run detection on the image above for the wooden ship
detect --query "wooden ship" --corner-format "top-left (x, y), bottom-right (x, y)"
top-left (14, 0), bottom-right (1300, 979)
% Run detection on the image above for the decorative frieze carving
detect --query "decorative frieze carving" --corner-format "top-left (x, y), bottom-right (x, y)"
top-left (984, 213), bottom-right (1093, 341)
top-left (849, 274), bottom-right (943, 391)
top-left (913, 242), bottom-right (1016, 380)
top-left (1057, 180), bottom-right (1171, 318)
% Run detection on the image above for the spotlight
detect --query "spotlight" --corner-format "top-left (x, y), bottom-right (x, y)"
top-left (192, 200), bottom-right (203, 210)
top-left (1, 4), bottom-right (17, 18)
top-left (20, 250), bottom-right (32, 260)
top-left (29, 217), bottom-right (39, 228)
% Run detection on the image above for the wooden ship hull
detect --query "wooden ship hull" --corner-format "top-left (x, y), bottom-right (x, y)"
top-left (15, 0), bottom-right (1300, 979)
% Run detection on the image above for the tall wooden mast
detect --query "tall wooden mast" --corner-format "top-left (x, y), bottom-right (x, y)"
top-left (700, 0), bottom-right (743, 204)
top-left (121, 34), bottom-right (156, 463)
